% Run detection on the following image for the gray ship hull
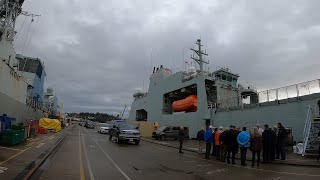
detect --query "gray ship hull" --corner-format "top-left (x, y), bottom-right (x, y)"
top-left (0, 91), bottom-right (44, 124)
top-left (128, 40), bottom-right (320, 142)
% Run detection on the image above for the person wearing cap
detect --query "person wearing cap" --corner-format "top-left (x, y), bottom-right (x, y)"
top-left (215, 126), bottom-right (223, 160)
top-left (204, 125), bottom-right (214, 159)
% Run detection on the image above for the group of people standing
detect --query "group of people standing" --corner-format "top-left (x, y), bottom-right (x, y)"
top-left (197, 123), bottom-right (289, 166)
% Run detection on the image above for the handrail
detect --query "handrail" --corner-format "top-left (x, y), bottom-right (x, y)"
top-left (302, 105), bottom-right (312, 156)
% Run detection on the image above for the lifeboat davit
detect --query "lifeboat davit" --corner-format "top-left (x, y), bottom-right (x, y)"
top-left (172, 95), bottom-right (197, 112)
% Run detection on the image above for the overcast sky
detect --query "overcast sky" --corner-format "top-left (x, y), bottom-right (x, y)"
top-left (14, 0), bottom-right (320, 115)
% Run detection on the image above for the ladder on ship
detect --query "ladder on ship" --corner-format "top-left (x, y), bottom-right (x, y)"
top-left (302, 105), bottom-right (320, 156)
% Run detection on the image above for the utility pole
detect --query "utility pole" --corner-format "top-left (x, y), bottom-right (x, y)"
top-left (190, 39), bottom-right (208, 74)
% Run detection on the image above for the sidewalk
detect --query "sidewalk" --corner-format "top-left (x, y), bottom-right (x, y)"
top-left (0, 124), bottom-right (74, 179)
top-left (142, 137), bottom-right (320, 167)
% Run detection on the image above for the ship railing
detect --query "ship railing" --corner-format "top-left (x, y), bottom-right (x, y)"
top-left (302, 105), bottom-right (314, 156)
top-left (259, 79), bottom-right (320, 103)
top-left (26, 96), bottom-right (45, 111)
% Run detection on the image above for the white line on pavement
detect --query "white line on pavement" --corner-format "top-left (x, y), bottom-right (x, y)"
top-left (84, 128), bottom-right (132, 180)
top-left (80, 129), bottom-right (96, 180)
top-left (0, 146), bottom-right (23, 151)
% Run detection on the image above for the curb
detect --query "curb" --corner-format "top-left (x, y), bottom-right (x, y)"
top-left (141, 138), bottom-right (320, 168)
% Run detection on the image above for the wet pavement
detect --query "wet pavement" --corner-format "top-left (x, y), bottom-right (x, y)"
top-left (15, 126), bottom-right (320, 180)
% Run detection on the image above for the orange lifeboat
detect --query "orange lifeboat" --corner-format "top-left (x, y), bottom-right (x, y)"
top-left (172, 95), bottom-right (197, 112)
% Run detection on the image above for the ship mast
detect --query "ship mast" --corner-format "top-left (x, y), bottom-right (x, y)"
top-left (190, 39), bottom-right (208, 74)
top-left (0, 0), bottom-right (39, 43)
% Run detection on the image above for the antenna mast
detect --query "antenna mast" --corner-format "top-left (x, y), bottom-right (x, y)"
top-left (0, 0), bottom-right (40, 43)
top-left (190, 39), bottom-right (208, 74)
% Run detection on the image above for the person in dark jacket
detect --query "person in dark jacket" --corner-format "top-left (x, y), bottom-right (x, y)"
top-left (220, 127), bottom-right (229, 162)
top-left (251, 128), bottom-right (262, 166)
top-left (211, 128), bottom-right (217, 156)
top-left (235, 127), bottom-right (241, 154)
top-left (197, 127), bottom-right (205, 154)
top-left (204, 125), bottom-right (214, 159)
top-left (262, 124), bottom-right (272, 164)
top-left (225, 126), bottom-right (237, 164)
top-left (270, 126), bottom-right (278, 161)
top-left (178, 126), bottom-right (185, 154)
top-left (277, 123), bottom-right (287, 160)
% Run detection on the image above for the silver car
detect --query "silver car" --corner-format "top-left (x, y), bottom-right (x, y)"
top-left (98, 123), bottom-right (111, 134)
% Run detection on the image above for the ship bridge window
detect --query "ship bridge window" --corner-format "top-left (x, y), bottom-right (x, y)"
top-left (227, 76), bottom-right (232, 82)
top-left (222, 74), bottom-right (226, 80)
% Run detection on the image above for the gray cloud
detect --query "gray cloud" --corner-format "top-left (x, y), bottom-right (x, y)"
top-left (14, 0), bottom-right (320, 115)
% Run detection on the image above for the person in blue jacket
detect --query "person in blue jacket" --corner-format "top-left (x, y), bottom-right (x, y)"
top-left (237, 127), bottom-right (250, 166)
top-left (204, 125), bottom-right (214, 159)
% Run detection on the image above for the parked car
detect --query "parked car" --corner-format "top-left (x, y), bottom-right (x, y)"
top-left (109, 120), bottom-right (141, 145)
top-left (152, 126), bottom-right (189, 140)
top-left (97, 123), bottom-right (111, 134)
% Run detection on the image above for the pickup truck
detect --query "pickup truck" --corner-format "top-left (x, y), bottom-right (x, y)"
top-left (109, 120), bottom-right (141, 145)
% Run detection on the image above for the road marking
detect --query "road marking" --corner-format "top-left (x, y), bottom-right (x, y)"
top-left (81, 129), bottom-right (95, 180)
top-left (147, 142), bottom-right (320, 177)
top-left (0, 137), bottom-right (49, 166)
top-left (36, 143), bottom-right (45, 148)
top-left (84, 128), bottom-right (132, 180)
top-left (79, 128), bottom-right (85, 180)
top-left (0, 146), bottom-right (23, 151)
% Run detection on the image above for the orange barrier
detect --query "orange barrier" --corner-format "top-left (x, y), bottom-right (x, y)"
top-left (172, 95), bottom-right (197, 112)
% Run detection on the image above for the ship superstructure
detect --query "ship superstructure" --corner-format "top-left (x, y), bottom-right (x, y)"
top-left (128, 39), bottom-right (320, 141)
top-left (0, 0), bottom-right (63, 123)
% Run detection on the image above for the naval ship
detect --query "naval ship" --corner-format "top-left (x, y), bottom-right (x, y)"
top-left (0, 0), bottom-right (57, 124)
top-left (128, 39), bottom-right (320, 142)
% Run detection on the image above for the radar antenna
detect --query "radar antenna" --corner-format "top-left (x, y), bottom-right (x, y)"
top-left (190, 39), bottom-right (209, 74)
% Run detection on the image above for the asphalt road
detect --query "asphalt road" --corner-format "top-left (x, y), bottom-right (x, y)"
top-left (35, 126), bottom-right (320, 180)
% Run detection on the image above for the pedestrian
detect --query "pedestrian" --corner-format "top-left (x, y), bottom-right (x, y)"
top-left (277, 123), bottom-right (287, 160)
top-left (257, 124), bottom-right (264, 135)
top-left (220, 127), bottom-right (229, 162)
top-left (197, 127), bottom-right (205, 154)
top-left (225, 126), bottom-right (237, 164)
top-left (211, 128), bottom-right (217, 156)
top-left (317, 130), bottom-right (320, 161)
top-left (215, 126), bottom-right (223, 160)
top-left (204, 125), bottom-right (214, 159)
top-left (237, 127), bottom-right (250, 166)
top-left (250, 128), bottom-right (262, 166)
top-left (178, 126), bottom-right (185, 154)
top-left (270, 125), bottom-right (278, 161)
top-left (262, 124), bottom-right (272, 164)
